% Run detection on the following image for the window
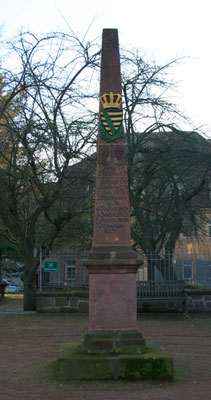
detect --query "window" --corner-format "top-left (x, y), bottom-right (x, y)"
top-left (66, 261), bottom-right (77, 280)
top-left (183, 262), bottom-right (193, 280)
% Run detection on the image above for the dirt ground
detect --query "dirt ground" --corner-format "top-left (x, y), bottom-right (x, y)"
top-left (0, 297), bottom-right (211, 400)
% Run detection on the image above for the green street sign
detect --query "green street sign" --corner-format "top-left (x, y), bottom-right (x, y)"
top-left (43, 261), bottom-right (58, 272)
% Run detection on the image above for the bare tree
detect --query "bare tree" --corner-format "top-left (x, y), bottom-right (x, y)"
top-left (121, 50), bottom-right (211, 279)
top-left (0, 31), bottom-right (210, 304)
top-left (0, 31), bottom-right (100, 309)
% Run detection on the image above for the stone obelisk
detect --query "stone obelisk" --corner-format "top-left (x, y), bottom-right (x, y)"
top-left (57, 30), bottom-right (173, 381)
top-left (83, 28), bottom-right (145, 349)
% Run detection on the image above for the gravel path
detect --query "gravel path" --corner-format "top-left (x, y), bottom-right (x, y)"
top-left (0, 298), bottom-right (211, 400)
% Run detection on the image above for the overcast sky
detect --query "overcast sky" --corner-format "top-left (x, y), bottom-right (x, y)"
top-left (1, 0), bottom-right (211, 134)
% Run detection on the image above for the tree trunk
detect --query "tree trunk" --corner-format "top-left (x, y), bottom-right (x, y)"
top-left (23, 269), bottom-right (37, 311)
top-left (147, 261), bottom-right (155, 280)
top-left (159, 256), bottom-right (178, 280)
top-left (147, 250), bottom-right (178, 281)
top-left (147, 251), bottom-right (156, 281)
top-left (23, 249), bottom-right (38, 311)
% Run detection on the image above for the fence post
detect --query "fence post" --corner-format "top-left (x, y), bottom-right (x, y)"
top-left (143, 250), bottom-right (146, 281)
top-left (58, 250), bottom-right (60, 287)
top-left (39, 247), bottom-right (42, 292)
top-left (181, 246), bottom-right (184, 279)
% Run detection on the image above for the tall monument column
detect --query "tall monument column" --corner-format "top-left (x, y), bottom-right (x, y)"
top-left (83, 28), bottom-right (145, 347)
top-left (57, 29), bottom-right (173, 381)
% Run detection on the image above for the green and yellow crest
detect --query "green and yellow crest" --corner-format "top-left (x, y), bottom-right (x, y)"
top-left (100, 92), bottom-right (124, 143)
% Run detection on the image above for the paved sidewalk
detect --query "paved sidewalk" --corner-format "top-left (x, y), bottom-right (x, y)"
top-left (0, 308), bottom-right (36, 314)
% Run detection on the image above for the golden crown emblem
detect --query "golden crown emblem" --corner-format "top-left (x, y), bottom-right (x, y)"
top-left (100, 92), bottom-right (122, 109)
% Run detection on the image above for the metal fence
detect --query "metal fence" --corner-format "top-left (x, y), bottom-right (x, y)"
top-left (37, 247), bottom-right (211, 290)
top-left (137, 249), bottom-right (211, 287)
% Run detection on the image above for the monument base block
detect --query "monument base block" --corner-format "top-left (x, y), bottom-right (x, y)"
top-left (81, 329), bottom-right (145, 354)
top-left (56, 341), bottom-right (173, 381)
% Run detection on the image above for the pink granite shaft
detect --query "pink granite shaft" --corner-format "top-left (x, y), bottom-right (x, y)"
top-left (92, 29), bottom-right (131, 249)
top-left (85, 29), bottom-right (141, 333)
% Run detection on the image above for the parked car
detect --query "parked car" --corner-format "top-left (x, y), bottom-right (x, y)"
top-left (3, 279), bottom-right (23, 293)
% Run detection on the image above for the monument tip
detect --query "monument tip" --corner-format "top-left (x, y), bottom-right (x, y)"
top-left (102, 28), bottom-right (118, 38)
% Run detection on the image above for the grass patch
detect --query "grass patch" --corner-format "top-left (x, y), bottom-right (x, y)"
top-left (37, 290), bottom-right (89, 298)
top-left (4, 293), bottom-right (24, 299)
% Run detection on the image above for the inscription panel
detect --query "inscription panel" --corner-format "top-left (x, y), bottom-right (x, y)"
top-left (93, 144), bottom-right (131, 245)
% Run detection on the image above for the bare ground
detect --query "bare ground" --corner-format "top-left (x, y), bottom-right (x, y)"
top-left (0, 297), bottom-right (211, 400)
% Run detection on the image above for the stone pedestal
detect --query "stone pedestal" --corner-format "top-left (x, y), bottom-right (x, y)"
top-left (84, 249), bottom-right (145, 350)
top-left (88, 271), bottom-right (137, 331)
top-left (86, 249), bottom-right (141, 330)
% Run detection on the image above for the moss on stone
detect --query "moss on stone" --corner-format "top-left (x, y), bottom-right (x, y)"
top-left (119, 355), bottom-right (173, 381)
top-left (56, 342), bottom-right (174, 381)
top-left (81, 330), bottom-right (145, 354)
